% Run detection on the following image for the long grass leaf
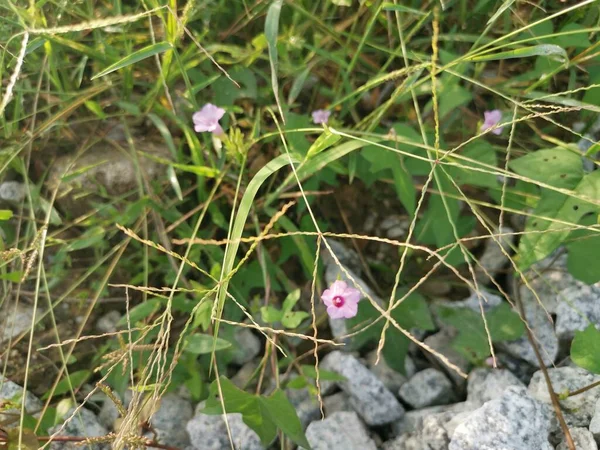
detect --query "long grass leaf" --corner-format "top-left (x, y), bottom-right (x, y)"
top-left (91, 42), bottom-right (172, 80)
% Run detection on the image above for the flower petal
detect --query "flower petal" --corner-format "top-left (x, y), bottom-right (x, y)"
top-left (327, 305), bottom-right (345, 319)
top-left (330, 280), bottom-right (347, 297)
top-left (321, 288), bottom-right (334, 307)
top-left (340, 301), bottom-right (358, 319)
top-left (343, 286), bottom-right (361, 305)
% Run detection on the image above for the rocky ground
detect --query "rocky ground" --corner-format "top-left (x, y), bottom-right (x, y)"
top-left (3, 239), bottom-right (600, 450)
top-left (2, 121), bottom-right (600, 449)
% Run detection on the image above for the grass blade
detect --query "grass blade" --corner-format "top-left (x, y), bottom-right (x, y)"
top-left (91, 42), bottom-right (172, 80)
top-left (265, 0), bottom-right (285, 122)
top-left (467, 44), bottom-right (568, 63)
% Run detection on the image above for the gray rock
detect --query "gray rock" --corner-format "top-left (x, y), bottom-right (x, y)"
top-left (449, 386), bottom-right (554, 450)
top-left (517, 252), bottom-right (585, 314)
top-left (529, 367), bottom-right (600, 429)
top-left (589, 399), bottom-right (600, 441)
top-left (391, 402), bottom-right (473, 437)
top-left (380, 215), bottom-right (409, 240)
top-left (49, 407), bottom-right (109, 449)
top-left (320, 351), bottom-right (404, 425)
top-left (399, 368), bottom-right (453, 409)
top-left (555, 285), bottom-right (600, 343)
top-left (323, 392), bottom-right (353, 415)
top-left (556, 428), bottom-right (597, 450)
top-left (383, 433), bottom-right (422, 450)
top-left (321, 239), bottom-right (363, 276)
top-left (186, 406), bottom-right (263, 450)
top-left (466, 368), bottom-right (524, 405)
top-left (366, 351), bottom-right (415, 393)
top-left (47, 139), bottom-right (170, 216)
top-left (0, 375), bottom-right (43, 425)
top-left (230, 328), bottom-right (261, 365)
top-left (95, 311), bottom-right (121, 334)
top-left (0, 181), bottom-right (26, 203)
top-left (304, 411), bottom-right (376, 450)
top-left (475, 226), bottom-right (515, 283)
top-left (231, 360), bottom-right (260, 388)
top-left (423, 329), bottom-right (470, 384)
top-left (499, 300), bottom-right (558, 367)
top-left (150, 393), bottom-right (193, 448)
top-left (0, 303), bottom-right (34, 343)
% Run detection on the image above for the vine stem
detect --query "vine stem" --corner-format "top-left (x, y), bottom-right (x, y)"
top-left (515, 290), bottom-right (574, 450)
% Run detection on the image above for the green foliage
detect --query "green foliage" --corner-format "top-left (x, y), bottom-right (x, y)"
top-left (203, 377), bottom-right (310, 449)
top-left (434, 303), bottom-right (525, 362)
top-left (347, 292), bottom-right (435, 373)
top-left (261, 289), bottom-right (310, 329)
top-left (571, 325), bottom-right (600, 373)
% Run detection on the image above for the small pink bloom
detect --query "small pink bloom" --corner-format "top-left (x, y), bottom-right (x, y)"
top-left (481, 109), bottom-right (503, 135)
top-left (193, 103), bottom-right (226, 135)
top-left (312, 109), bottom-right (331, 125)
top-left (321, 280), bottom-right (361, 319)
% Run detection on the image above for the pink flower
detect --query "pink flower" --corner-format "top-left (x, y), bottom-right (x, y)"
top-left (193, 103), bottom-right (225, 135)
top-left (321, 280), bottom-right (361, 319)
top-left (312, 109), bottom-right (331, 125)
top-left (480, 109), bottom-right (503, 135)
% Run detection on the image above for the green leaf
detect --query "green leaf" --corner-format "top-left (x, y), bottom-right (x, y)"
top-left (439, 84), bottom-right (472, 118)
top-left (260, 390), bottom-right (309, 448)
top-left (553, 23), bottom-right (591, 49)
top-left (468, 44), bottom-right (568, 64)
top-left (435, 303), bottom-right (524, 362)
top-left (91, 42), bottom-right (172, 80)
top-left (447, 141), bottom-right (498, 188)
top-left (300, 365), bottom-right (347, 382)
top-left (391, 161), bottom-right (416, 216)
top-left (282, 289), bottom-right (301, 313)
top-left (215, 154), bottom-right (300, 345)
top-left (65, 226), bottom-right (105, 251)
top-left (566, 216), bottom-right (600, 284)
top-left (509, 147), bottom-right (583, 189)
top-left (118, 299), bottom-right (160, 325)
top-left (571, 325), bottom-right (600, 373)
top-left (265, 0), bottom-right (284, 118)
top-left (281, 311), bottom-right (310, 329)
top-left (306, 128), bottom-right (342, 160)
top-left (203, 377), bottom-right (310, 448)
top-left (42, 370), bottom-right (90, 399)
top-left (183, 334), bottom-right (231, 354)
top-left (0, 210), bottom-right (13, 220)
top-left (347, 291), bottom-right (434, 374)
top-left (518, 170), bottom-right (600, 269)
top-left (288, 67), bottom-right (311, 104)
top-left (260, 305), bottom-right (283, 324)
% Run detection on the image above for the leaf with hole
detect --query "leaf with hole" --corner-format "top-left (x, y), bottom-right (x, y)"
top-left (509, 147), bottom-right (583, 189)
